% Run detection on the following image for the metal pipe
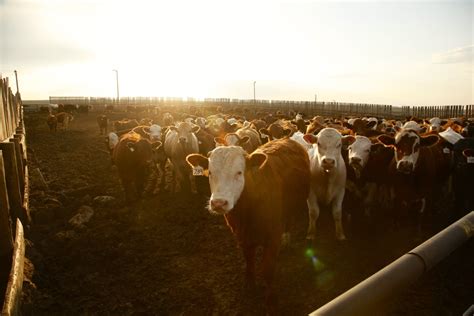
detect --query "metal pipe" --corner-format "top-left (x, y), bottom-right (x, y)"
top-left (310, 211), bottom-right (474, 316)
top-left (112, 69), bottom-right (119, 104)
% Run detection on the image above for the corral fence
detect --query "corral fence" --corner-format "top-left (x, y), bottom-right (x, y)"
top-left (0, 75), bottom-right (28, 316)
top-left (48, 96), bottom-right (473, 119)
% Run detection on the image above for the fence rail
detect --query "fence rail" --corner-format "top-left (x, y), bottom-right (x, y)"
top-left (1, 75), bottom-right (29, 315)
top-left (48, 96), bottom-right (473, 119)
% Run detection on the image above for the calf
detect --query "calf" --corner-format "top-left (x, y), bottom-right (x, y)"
top-left (97, 115), bottom-right (108, 135)
top-left (186, 138), bottom-right (310, 314)
top-left (164, 122), bottom-right (200, 193)
top-left (304, 128), bottom-right (355, 240)
top-left (112, 132), bottom-right (162, 202)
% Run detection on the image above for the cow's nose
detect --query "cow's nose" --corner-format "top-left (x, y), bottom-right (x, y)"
top-left (398, 161), bottom-right (413, 173)
top-left (322, 158), bottom-right (335, 166)
top-left (179, 137), bottom-right (187, 143)
top-left (210, 199), bottom-right (228, 211)
top-left (350, 157), bottom-right (361, 165)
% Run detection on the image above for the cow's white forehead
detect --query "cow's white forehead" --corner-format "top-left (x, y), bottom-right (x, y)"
top-left (352, 136), bottom-right (371, 148)
top-left (209, 146), bottom-right (247, 167)
top-left (224, 134), bottom-right (239, 145)
top-left (402, 121), bottom-right (421, 131)
top-left (317, 128), bottom-right (342, 143)
top-left (395, 129), bottom-right (419, 144)
top-left (429, 117), bottom-right (441, 126)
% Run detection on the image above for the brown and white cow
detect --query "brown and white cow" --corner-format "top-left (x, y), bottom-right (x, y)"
top-left (186, 138), bottom-right (310, 314)
top-left (97, 115), bottom-right (108, 135)
top-left (112, 132), bottom-right (162, 202)
top-left (164, 122), bottom-right (200, 193)
top-left (377, 128), bottom-right (448, 233)
top-left (46, 114), bottom-right (58, 132)
top-left (56, 112), bottom-right (74, 130)
top-left (304, 128), bottom-right (355, 241)
top-left (215, 125), bottom-right (261, 154)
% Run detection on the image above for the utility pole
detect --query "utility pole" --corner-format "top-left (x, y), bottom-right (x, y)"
top-left (112, 69), bottom-right (120, 104)
top-left (14, 70), bottom-right (20, 94)
top-left (253, 81), bottom-right (256, 103)
top-left (315, 93), bottom-right (317, 103)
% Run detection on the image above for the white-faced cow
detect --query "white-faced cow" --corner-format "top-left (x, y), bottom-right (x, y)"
top-left (164, 122), bottom-right (200, 193)
top-left (377, 128), bottom-right (448, 233)
top-left (186, 138), bottom-right (310, 314)
top-left (304, 128), bottom-right (355, 241)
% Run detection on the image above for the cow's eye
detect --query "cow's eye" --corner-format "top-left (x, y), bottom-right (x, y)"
top-left (237, 171), bottom-right (242, 176)
top-left (208, 171), bottom-right (212, 176)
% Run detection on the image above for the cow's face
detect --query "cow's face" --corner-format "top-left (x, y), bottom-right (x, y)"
top-left (186, 146), bottom-right (266, 214)
top-left (149, 124), bottom-right (162, 141)
top-left (304, 128), bottom-right (354, 172)
top-left (170, 122), bottom-right (199, 144)
top-left (348, 136), bottom-right (371, 178)
top-left (378, 129), bottom-right (439, 174)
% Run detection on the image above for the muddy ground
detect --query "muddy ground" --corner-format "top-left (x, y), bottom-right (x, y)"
top-left (21, 111), bottom-right (473, 315)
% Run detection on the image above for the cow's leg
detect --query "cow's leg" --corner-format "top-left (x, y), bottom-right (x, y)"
top-left (242, 245), bottom-right (257, 288)
top-left (332, 190), bottom-right (346, 241)
top-left (174, 165), bottom-right (183, 193)
top-left (262, 241), bottom-right (281, 315)
top-left (306, 190), bottom-right (320, 240)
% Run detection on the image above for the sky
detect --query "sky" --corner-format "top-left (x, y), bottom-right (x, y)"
top-left (1, 0), bottom-right (473, 106)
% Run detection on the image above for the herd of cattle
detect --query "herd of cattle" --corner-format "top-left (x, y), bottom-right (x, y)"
top-left (45, 105), bottom-right (474, 313)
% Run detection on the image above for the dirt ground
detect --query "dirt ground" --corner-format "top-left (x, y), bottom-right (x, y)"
top-left (21, 111), bottom-right (473, 315)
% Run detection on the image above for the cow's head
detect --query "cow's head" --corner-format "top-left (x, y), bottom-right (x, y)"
top-left (186, 146), bottom-right (266, 214)
top-left (378, 129), bottom-right (439, 174)
top-left (347, 135), bottom-right (372, 178)
top-left (149, 124), bottom-right (162, 141)
top-left (304, 128), bottom-right (355, 173)
top-left (169, 122), bottom-right (200, 144)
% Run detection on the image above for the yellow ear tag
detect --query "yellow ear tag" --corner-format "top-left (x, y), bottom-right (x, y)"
top-left (467, 157), bottom-right (474, 164)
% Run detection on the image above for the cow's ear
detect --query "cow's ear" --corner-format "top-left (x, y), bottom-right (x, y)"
top-left (168, 126), bottom-right (177, 131)
top-left (259, 128), bottom-right (270, 137)
top-left (303, 134), bottom-right (318, 144)
top-left (191, 126), bottom-right (200, 134)
top-left (214, 137), bottom-right (226, 146)
top-left (186, 154), bottom-right (209, 171)
top-left (377, 135), bottom-right (395, 147)
top-left (462, 148), bottom-right (474, 158)
top-left (151, 141), bottom-right (162, 151)
top-left (237, 136), bottom-right (250, 146)
top-left (247, 153), bottom-right (267, 169)
top-left (366, 121), bottom-right (377, 129)
top-left (420, 134), bottom-right (439, 147)
top-left (342, 135), bottom-right (356, 148)
top-left (282, 128), bottom-right (292, 137)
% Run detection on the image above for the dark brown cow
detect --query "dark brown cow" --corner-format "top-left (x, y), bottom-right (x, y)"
top-left (97, 115), bottom-right (108, 135)
top-left (112, 132), bottom-right (162, 202)
top-left (186, 138), bottom-right (311, 314)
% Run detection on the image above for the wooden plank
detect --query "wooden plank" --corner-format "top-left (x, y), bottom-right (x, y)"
top-left (7, 139), bottom-right (24, 195)
top-left (1, 219), bottom-right (25, 316)
top-left (0, 152), bottom-right (13, 259)
top-left (0, 144), bottom-right (27, 230)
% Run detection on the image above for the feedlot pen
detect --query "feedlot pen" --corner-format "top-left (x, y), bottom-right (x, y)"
top-left (22, 111), bottom-right (473, 315)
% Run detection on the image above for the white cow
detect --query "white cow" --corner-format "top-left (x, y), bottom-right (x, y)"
top-left (164, 122), bottom-right (200, 193)
top-left (304, 128), bottom-right (355, 240)
top-left (148, 124), bottom-right (162, 142)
